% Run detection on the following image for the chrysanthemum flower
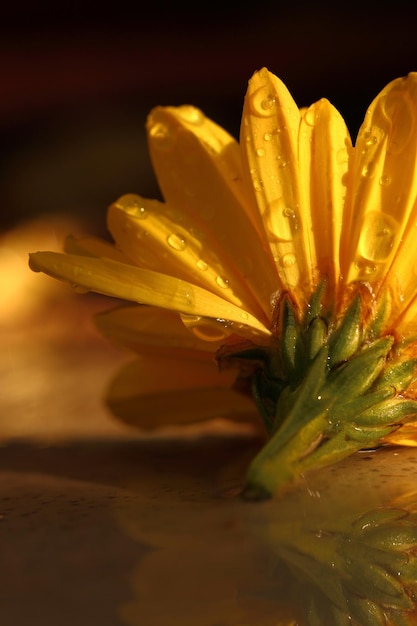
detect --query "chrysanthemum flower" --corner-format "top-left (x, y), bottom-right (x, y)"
top-left (30, 68), bottom-right (417, 498)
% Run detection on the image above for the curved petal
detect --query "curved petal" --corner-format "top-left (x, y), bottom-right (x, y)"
top-left (94, 305), bottom-right (225, 355)
top-left (343, 73), bottom-right (417, 287)
top-left (105, 356), bottom-right (257, 429)
top-left (299, 99), bottom-right (352, 299)
top-left (147, 105), bottom-right (278, 321)
top-left (241, 67), bottom-right (310, 303)
top-left (107, 193), bottom-right (264, 316)
top-left (29, 252), bottom-right (271, 337)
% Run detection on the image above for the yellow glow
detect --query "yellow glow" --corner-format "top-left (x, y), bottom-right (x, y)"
top-left (0, 218), bottom-right (75, 324)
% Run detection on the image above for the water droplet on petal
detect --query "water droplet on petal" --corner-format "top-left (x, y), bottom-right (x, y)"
top-left (264, 132), bottom-right (272, 141)
top-left (281, 253), bottom-right (296, 268)
top-left (265, 198), bottom-right (298, 242)
top-left (256, 147), bottom-right (266, 157)
top-left (365, 135), bottom-right (378, 147)
top-left (358, 211), bottom-right (398, 261)
top-left (336, 148), bottom-right (349, 165)
top-left (196, 259), bottom-right (208, 271)
top-left (250, 85), bottom-right (278, 118)
top-left (184, 291), bottom-right (195, 308)
top-left (180, 314), bottom-right (230, 341)
top-left (167, 233), bottom-right (187, 251)
top-left (354, 258), bottom-right (377, 276)
top-left (149, 121), bottom-right (175, 149)
top-left (379, 174), bottom-right (391, 186)
top-left (116, 195), bottom-right (147, 219)
top-left (361, 163), bottom-right (374, 178)
top-left (303, 107), bottom-right (318, 126)
top-left (175, 105), bottom-right (204, 125)
top-left (216, 275), bottom-right (230, 289)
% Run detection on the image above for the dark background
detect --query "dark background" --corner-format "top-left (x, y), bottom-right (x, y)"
top-left (2, 1), bottom-right (417, 234)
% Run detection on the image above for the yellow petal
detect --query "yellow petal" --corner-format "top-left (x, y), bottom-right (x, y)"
top-left (344, 73), bottom-right (417, 286)
top-left (105, 356), bottom-right (257, 429)
top-left (391, 291), bottom-right (417, 341)
top-left (95, 305), bottom-right (224, 355)
top-left (107, 193), bottom-right (265, 317)
top-left (299, 99), bottom-right (352, 298)
top-left (147, 105), bottom-right (278, 321)
top-left (241, 67), bottom-right (309, 302)
top-left (29, 251), bottom-right (271, 337)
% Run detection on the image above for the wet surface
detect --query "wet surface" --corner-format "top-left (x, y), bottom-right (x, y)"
top-left (2, 286), bottom-right (417, 625)
top-left (2, 436), bottom-right (417, 625)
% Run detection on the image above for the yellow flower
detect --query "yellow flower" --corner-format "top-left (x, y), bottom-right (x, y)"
top-left (30, 68), bottom-right (417, 498)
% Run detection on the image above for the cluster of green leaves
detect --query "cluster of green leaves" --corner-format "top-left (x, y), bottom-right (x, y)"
top-left (221, 282), bottom-right (417, 498)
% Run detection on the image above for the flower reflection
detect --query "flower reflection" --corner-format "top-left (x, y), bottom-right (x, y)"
top-left (114, 447), bottom-right (417, 626)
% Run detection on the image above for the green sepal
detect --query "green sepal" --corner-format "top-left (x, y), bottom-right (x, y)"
top-left (325, 336), bottom-right (394, 398)
top-left (373, 358), bottom-right (417, 393)
top-left (352, 508), bottom-right (409, 530)
top-left (281, 295), bottom-right (304, 386)
top-left (353, 398), bottom-right (417, 427)
top-left (241, 284), bottom-right (417, 498)
top-left (344, 595), bottom-right (385, 626)
top-left (327, 295), bottom-right (362, 367)
top-left (306, 316), bottom-right (328, 361)
top-left (344, 423), bottom-right (400, 443)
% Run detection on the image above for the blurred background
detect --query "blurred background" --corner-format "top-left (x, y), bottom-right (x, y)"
top-left (2, 0), bottom-right (417, 235)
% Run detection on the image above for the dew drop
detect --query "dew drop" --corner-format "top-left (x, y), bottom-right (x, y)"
top-left (216, 275), bottom-right (230, 289)
top-left (176, 105), bottom-right (204, 125)
top-left (240, 311), bottom-right (249, 321)
top-left (336, 148), bottom-right (348, 165)
top-left (354, 258), bottom-right (377, 276)
top-left (264, 132), bottom-right (272, 141)
top-left (283, 207), bottom-right (297, 220)
top-left (167, 233), bottom-right (187, 251)
top-left (365, 135), bottom-right (378, 147)
top-left (184, 291), bottom-right (195, 308)
top-left (379, 174), bottom-right (392, 186)
top-left (281, 253), bottom-right (296, 268)
top-left (149, 121), bottom-right (174, 149)
top-left (180, 314), bottom-right (232, 341)
top-left (256, 147), bottom-right (266, 157)
top-left (196, 259), bottom-right (208, 271)
top-left (361, 163), bottom-right (374, 178)
top-left (253, 179), bottom-right (263, 192)
top-left (265, 198), bottom-right (298, 242)
top-left (303, 107), bottom-right (318, 127)
top-left (250, 85), bottom-right (277, 118)
top-left (358, 211), bottom-right (398, 261)
top-left (115, 194), bottom-right (147, 219)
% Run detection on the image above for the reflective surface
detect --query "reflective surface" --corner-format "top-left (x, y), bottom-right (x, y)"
top-left (2, 246), bottom-right (417, 626)
top-left (2, 438), bottom-right (417, 625)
